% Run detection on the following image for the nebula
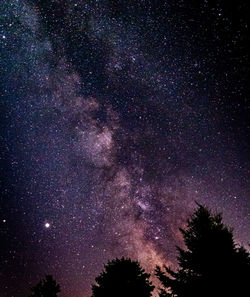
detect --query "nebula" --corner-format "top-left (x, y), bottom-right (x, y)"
top-left (1, 1), bottom-right (249, 297)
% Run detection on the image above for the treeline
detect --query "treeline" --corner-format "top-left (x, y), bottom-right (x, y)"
top-left (28, 205), bottom-right (250, 297)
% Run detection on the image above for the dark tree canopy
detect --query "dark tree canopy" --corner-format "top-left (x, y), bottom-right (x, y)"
top-left (29, 275), bottom-right (60, 297)
top-left (156, 204), bottom-right (250, 297)
top-left (91, 257), bottom-right (155, 297)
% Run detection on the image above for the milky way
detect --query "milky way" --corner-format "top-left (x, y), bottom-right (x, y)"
top-left (1, 1), bottom-right (249, 297)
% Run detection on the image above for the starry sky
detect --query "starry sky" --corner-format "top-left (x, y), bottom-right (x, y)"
top-left (0, 1), bottom-right (249, 296)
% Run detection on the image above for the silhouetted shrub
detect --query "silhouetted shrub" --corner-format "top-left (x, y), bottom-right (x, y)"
top-left (92, 257), bottom-right (155, 297)
top-left (29, 275), bottom-right (60, 297)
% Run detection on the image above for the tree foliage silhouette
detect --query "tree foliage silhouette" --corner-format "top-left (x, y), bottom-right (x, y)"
top-left (156, 204), bottom-right (250, 297)
top-left (91, 257), bottom-right (155, 297)
top-left (29, 275), bottom-right (60, 297)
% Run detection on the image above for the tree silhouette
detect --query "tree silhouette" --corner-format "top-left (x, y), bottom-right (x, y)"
top-left (92, 257), bottom-right (155, 297)
top-left (156, 204), bottom-right (250, 297)
top-left (29, 275), bottom-right (60, 297)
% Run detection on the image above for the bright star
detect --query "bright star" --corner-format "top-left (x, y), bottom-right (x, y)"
top-left (45, 222), bottom-right (50, 228)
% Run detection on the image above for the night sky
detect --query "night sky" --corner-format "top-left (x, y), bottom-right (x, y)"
top-left (1, 1), bottom-right (249, 296)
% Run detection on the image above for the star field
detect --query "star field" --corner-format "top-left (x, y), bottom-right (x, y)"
top-left (0, 1), bottom-right (249, 297)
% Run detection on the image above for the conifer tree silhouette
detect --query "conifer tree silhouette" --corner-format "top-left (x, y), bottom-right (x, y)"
top-left (92, 257), bottom-right (155, 297)
top-left (156, 204), bottom-right (250, 297)
top-left (29, 275), bottom-right (60, 297)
